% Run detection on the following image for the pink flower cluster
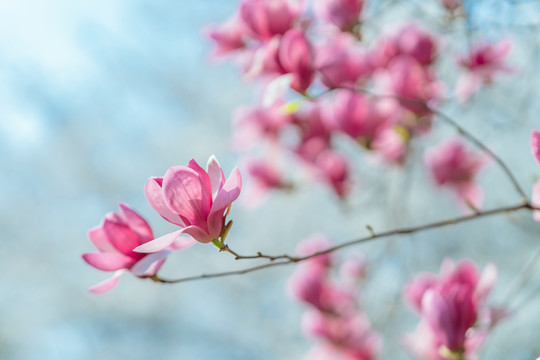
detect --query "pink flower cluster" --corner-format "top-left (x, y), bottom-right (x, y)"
top-left (83, 156), bottom-right (242, 293)
top-left (403, 259), bottom-right (505, 360)
top-left (208, 1), bottom-right (512, 206)
top-left (288, 235), bottom-right (381, 359)
top-left (424, 139), bottom-right (489, 211)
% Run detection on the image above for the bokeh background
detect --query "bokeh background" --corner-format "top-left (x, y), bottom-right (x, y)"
top-left (1, 0), bottom-right (540, 359)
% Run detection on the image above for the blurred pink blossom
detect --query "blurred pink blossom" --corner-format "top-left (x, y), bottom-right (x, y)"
top-left (456, 39), bottom-right (513, 102)
top-left (403, 259), bottom-right (501, 360)
top-left (206, 14), bottom-right (247, 57)
top-left (313, 0), bottom-right (364, 31)
top-left (135, 156), bottom-right (242, 251)
top-left (239, 0), bottom-right (304, 40)
top-left (82, 204), bottom-right (194, 294)
top-left (316, 31), bottom-right (372, 88)
top-left (424, 139), bottom-right (488, 210)
top-left (531, 130), bottom-right (540, 165)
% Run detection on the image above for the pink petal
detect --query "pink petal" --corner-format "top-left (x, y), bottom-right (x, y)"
top-left (404, 273), bottom-right (438, 312)
top-left (170, 236), bottom-right (198, 250)
top-left (118, 203), bottom-right (154, 242)
top-left (82, 252), bottom-right (135, 271)
top-left (163, 166), bottom-right (212, 228)
top-left (206, 155), bottom-right (225, 201)
top-left (133, 229), bottom-right (184, 253)
top-left (475, 263), bottom-right (497, 302)
top-left (207, 167), bottom-right (242, 237)
top-left (456, 182), bottom-right (484, 212)
top-left (532, 180), bottom-right (540, 222)
top-left (182, 225), bottom-right (216, 244)
top-left (187, 159), bottom-right (213, 196)
top-left (87, 226), bottom-right (116, 252)
top-left (103, 218), bottom-right (141, 255)
top-left (131, 250), bottom-right (171, 277)
top-left (531, 130), bottom-right (540, 164)
top-left (89, 272), bottom-right (123, 294)
top-left (145, 177), bottom-right (185, 226)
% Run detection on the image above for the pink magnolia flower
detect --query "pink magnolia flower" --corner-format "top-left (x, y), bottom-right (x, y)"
top-left (322, 90), bottom-right (394, 145)
top-left (440, 0), bottom-right (461, 11)
top-left (456, 39), bottom-right (513, 102)
top-left (135, 156), bottom-right (242, 252)
top-left (370, 126), bottom-right (408, 164)
top-left (424, 139), bottom-right (488, 210)
top-left (239, 0), bottom-right (304, 40)
top-left (531, 130), bottom-right (540, 165)
top-left (82, 204), bottom-right (194, 294)
top-left (278, 29), bottom-right (315, 92)
top-left (206, 14), bottom-right (247, 57)
top-left (403, 259), bottom-right (501, 360)
top-left (313, 0), bottom-right (364, 31)
top-left (372, 24), bottom-right (438, 68)
top-left (241, 157), bottom-right (291, 207)
top-left (316, 32), bottom-right (372, 88)
top-left (314, 149), bottom-right (351, 199)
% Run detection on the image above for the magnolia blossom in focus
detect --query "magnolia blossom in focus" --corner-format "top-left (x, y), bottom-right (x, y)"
top-left (313, 0), bottom-right (364, 31)
top-left (403, 259), bottom-right (502, 360)
top-left (425, 139), bottom-right (488, 210)
top-left (135, 156), bottom-right (242, 252)
top-left (82, 204), bottom-right (194, 294)
top-left (456, 39), bottom-right (513, 102)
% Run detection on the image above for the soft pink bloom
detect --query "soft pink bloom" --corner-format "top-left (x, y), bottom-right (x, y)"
top-left (313, 0), bottom-right (364, 31)
top-left (241, 157), bottom-right (290, 207)
top-left (456, 39), bottom-right (513, 102)
top-left (316, 32), bottom-right (372, 88)
top-left (135, 156), bottom-right (242, 252)
top-left (370, 127), bottom-right (408, 164)
top-left (322, 90), bottom-right (394, 144)
top-left (440, 0), bottom-right (461, 11)
top-left (278, 29), bottom-right (315, 92)
top-left (374, 56), bottom-right (442, 122)
top-left (424, 139), bottom-right (488, 210)
top-left (239, 0), bottom-right (304, 40)
top-left (531, 130), bottom-right (540, 165)
top-left (82, 204), bottom-right (194, 294)
top-left (314, 149), bottom-right (351, 199)
top-left (296, 233), bottom-right (334, 268)
top-left (233, 101), bottom-right (294, 148)
top-left (372, 24), bottom-right (438, 68)
top-left (340, 256), bottom-right (367, 283)
top-left (206, 14), bottom-right (246, 57)
top-left (288, 262), bottom-right (331, 310)
top-left (532, 181), bottom-right (540, 222)
top-left (403, 259), bottom-right (501, 360)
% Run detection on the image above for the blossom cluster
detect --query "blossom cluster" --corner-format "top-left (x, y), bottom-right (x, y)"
top-left (82, 156), bottom-right (242, 293)
top-left (288, 235), bottom-right (381, 359)
top-left (207, 0), bottom-right (512, 207)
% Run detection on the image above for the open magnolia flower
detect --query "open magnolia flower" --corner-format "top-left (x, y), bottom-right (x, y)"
top-left (135, 155), bottom-right (242, 253)
top-left (82, 203), bottom-right (194, 294)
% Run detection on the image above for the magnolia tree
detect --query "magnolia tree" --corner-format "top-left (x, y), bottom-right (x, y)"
top-left (82, 1), bottom-right (540, 359)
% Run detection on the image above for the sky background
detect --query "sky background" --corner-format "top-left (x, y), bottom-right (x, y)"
top-left (1, 0), bottom-right (540, 359)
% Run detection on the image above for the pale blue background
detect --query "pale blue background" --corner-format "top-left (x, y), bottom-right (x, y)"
top-left (1, 1), bottom-right (540, 359)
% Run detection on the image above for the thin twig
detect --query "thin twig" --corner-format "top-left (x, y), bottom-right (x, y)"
top-left (150, 202), bottom-right (533, 284)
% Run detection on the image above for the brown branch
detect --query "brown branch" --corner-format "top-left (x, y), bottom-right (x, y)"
top-left (149, 202), bottom-right (534, 284)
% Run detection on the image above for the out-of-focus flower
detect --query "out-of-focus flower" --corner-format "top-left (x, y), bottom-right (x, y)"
top-left (531, 130), bottom-right (540, 165)
top-left (278, 29), bottom-right (315, 92)
top-left (424, 139), bottom-right (488, 210)
top-left (239, 0), bottom-right (304, 40)
top-left (206, 14), bottom-right (247, 57)
top-left (322, 90), bottom-right (394, 145)
top-left (314, 149), bottom-right (351, 199)
top-left (135, 156), bottom-right (242, 252)
top-left (440, 0), bottom-right (461, 12)
top-left (313, 0), bottom-right (364, 31)
top-left (371, 126), bottom-right (408, 164)
top-left (456, 39), bottom-right (513, 102)
top-left (372, 24), bottom-right (438, 68)
top-left (403, 259), bottom-right (502, 360)
top-left (316, 32), bottom-right (372, 88)
top-left (82, 204), bottom-right (194, 294)
top-left (532, 181), bottom-right (540, 222)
